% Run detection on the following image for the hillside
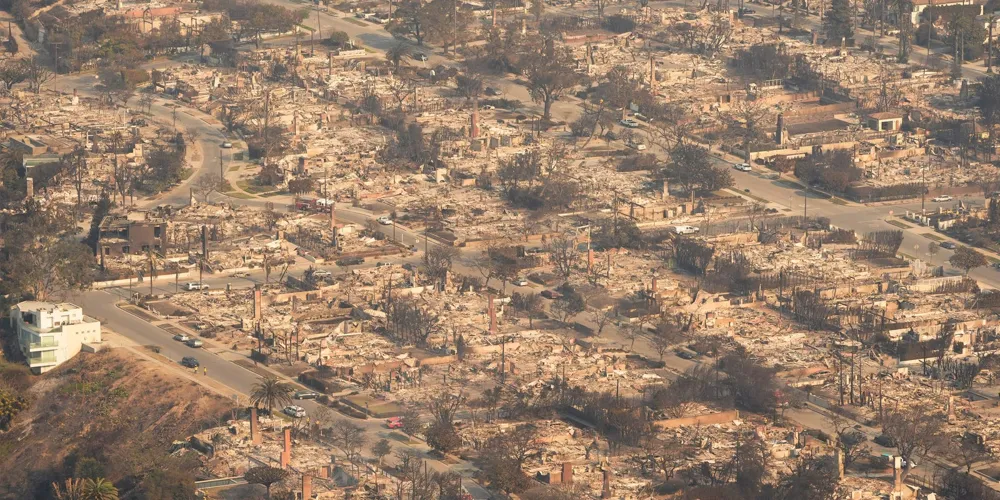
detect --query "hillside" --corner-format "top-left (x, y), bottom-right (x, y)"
top-left (0, 348), bottom-right (229, 498)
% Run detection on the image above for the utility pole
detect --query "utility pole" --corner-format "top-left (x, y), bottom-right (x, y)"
top-left (921, 165), bottom-right (926, 214)
top-left (990, 16), bottom-right (996, 74)
top-left (927, 2), bottom-right (932, 60)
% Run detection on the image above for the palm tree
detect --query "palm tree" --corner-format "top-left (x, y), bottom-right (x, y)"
top-left (52, 478), bottom-right (85, 500)
top-left (386, 43), bottom-right (409, 72)
top-left (82, 478), bottom-right (118, 500)
top-left (250, 376), bottom-right (292, 413)
top-left (244, 466), bottom-right (288, 499)
top-left (146, 248), bottom-right (160, 296)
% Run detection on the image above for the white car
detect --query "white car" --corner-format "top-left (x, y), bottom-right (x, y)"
top-left (734, 163), bottom-right (752, 172)
top-left (377, 216), bottom-right (392, 225)
top-left (231, 271), bottom-right (249, 278)
top-left (283, 405), bottom-right (307, 418)
top-left (672, 225), bottom-right (700, 235)
top-left (312, 270), bottom-right (332, 278)
top-left (932, 195), bottom-right (953, 202)
top-left (513, 277), bottom-right (529, 286)
top-left (315, 198), bottom-right (334, 207)
top-left (620, 119), bottom-right (640, 128)
top-left (184, 282), bottom-right (210, 291)
top-left (627, 139), bottom-right (647, 151)
top-left (220, 142), bottom-right (233, 148)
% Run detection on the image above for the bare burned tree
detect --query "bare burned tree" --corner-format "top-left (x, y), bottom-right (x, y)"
top-left (726, 98), bottom-right (771, 162)
top-left (881, 407), bottom-right (944, 481)
top-left (546, 236), bottom-right (576, 277)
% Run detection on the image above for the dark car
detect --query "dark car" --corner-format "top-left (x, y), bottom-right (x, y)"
top-left (485, 87), bottom-right (501, 96)
top-left (874, 434), bottom-right (897, 447)
top-left (293, 390), bottom-right (320, 400)
top-left (541, 290), bottom-right (563, 299)
top-left (940, 241), bottom-right (957, 250)
top-left (336, 256), bottom-right (365, 266)
top-left (181, 356), bottom-right (200, 368)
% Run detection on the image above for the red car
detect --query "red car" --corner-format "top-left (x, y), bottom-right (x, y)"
top-left (386, 417), bottom-right (403, 429)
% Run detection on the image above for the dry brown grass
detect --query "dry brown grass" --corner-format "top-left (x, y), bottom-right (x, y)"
top-left (0, 348), bottom-right (229, 497)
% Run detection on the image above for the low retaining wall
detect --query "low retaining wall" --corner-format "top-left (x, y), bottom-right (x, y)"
top-left (93, 270), bottom-right (194, 289)
top-left (654, 410), bottom-right (740, 429)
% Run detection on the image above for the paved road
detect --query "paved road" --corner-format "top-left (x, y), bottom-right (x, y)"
top-left (45, 8), bottom-right (1000, 492)
top-left (74, 286), bottom-right (491, 497)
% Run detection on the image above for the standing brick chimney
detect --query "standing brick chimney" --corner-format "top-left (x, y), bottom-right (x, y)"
top-left (562, 463), bottom-right (573, 484)
top-left (488, 295), bottom-right (497, 334)
top-left (470, 103), bottom-right (481, 139)
top-left (25, 177), bottom-right (33, 199)
top-left (254, 284), bottom-right (263, 322)
top-left (601, 469), bottom-right (612, 498)
top-left (302, 474), bottom-right (312, 499)
top-left (250, 407), bottom-right (262, 445)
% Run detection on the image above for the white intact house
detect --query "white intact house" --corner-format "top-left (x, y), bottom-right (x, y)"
top-left (9, 301), bottom-right (102, 374)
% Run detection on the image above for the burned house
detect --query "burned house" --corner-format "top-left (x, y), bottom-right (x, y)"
top-left (98, 212), bottom-right (168, 257)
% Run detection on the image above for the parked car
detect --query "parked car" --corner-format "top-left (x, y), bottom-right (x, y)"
top-left (485, 87), bottom-right (501, 96)
top-left (513, 277), bottom-right (529, 286)
top-left (676, 348), bottom-right (697, 360)
top-left (541, 290), bottom-right (563, 299)
top-left (221, 141), bottom-right (233, 148)
top-left (413, 53), bottom-right (428, 61)
top-left (626, 139), bottom-right (647, 150)
top-left (932, 195), bottom-right (953, 202)
top-left (184, 282), bottom-right (210, 291)
top-left (874, 434), bottom-right (897, 447)
top-left (181, 356), bottom-right (200, 368)
top-left (312, 269), bottom-right (333, 278)
top-left (186, 339), bottom-right (204, 348)
top-left (293, 390), bottom-right (320, 400)
top-left (733, 163), bottom-right (752, 172)
top-left (173, 334), bottom-right (191, 342)
top-left (336, 256), bottom-right (365, 266)
top-left (671, 225), bottom-right (700, 235)
top-left (377, 216), bottom-right (393, 225)
top-left (231, 271), bottom-right (249, 278)
top-left (940, 241), bottom-right (957, 250)
top-left (283, 405), bottom-right (307, 418)
top-left (619, 118), bottom-right (640, 128)
top-left (386, 416), bottom-right (404, 429)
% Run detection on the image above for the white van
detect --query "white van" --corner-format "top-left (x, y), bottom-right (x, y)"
top-left (672, 225), bottom-right (700, 235)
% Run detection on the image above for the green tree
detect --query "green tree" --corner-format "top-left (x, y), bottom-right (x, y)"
top-left (244, 466), bottom-right (288, 499)
top-left (82, 478), bottom-right (118, 500)
top-left (386, 42), bottom-right (409, 71)
top-left (249, 376), bottom-right (292, 413)
top-left (978, 74), bottom-right (1000, 152)
top-left (664, 143), bottom-right (732, 202)
top-left (426, 421), bottom-right (462, 453)
top-left (387, 0), bottom-right (427, 44)
top-left (552, 284), bottom-right (586, 323)
top-left (520, 39), bottom-right (583, 120)
top-left (371, 438), bottom-right (393, 467)
top-left (73, 458), bottom-right (105, 481)
top-left (0, 387), bottom-right (29, 431)
top-left (824, 0), bottom-right (854, 45)
top-left (950, 246), bottom-right (988, 275)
